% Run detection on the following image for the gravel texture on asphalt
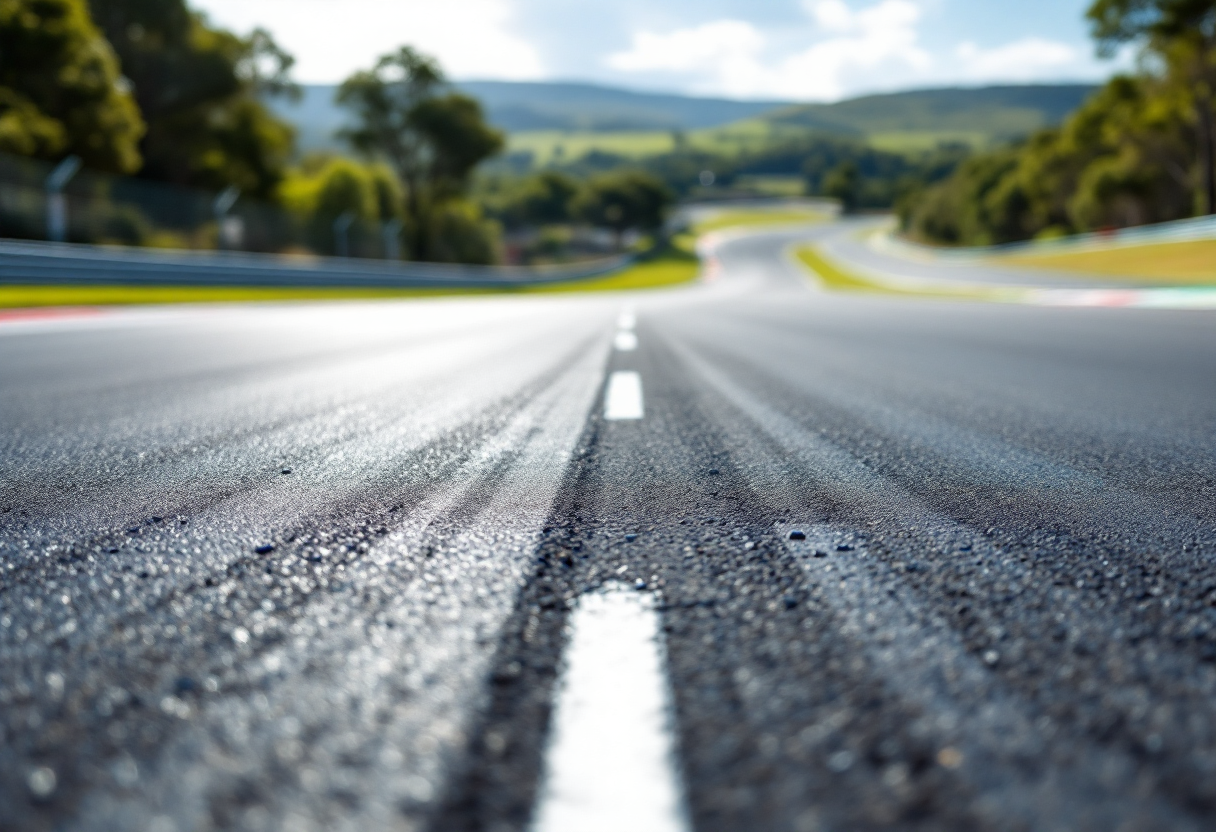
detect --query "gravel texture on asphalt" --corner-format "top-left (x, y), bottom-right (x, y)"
top-left (3, 227), bottom-right (1216, 831)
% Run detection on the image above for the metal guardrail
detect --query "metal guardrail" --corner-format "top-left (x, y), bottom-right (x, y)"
top-left (0, 238), bottom-right (634, 288)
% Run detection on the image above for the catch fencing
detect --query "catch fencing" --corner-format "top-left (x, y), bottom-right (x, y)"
top-left (0, 152), bottom-right (401, 258)
top-left (0, 152), bottom-right (634, 286)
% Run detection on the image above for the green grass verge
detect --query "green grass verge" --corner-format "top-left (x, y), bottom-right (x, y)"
top-left (0, 251), bottom-right (700, 310)
top-left (794, 245), bottom-right (998, 301)
top-left (794, 246), bottom-right (894, 293)
top-left (998, 239), bottom-right (1216, 284)
top-left (694, 209), bottom-right (829, 235)
top-left (0, 284), bottom-right (487, 309)
top-left (527, 257), bottom-right (698, 293)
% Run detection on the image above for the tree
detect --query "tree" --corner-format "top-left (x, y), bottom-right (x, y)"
top-left (573, 170), bottom-right (672, 248)
top-left (0, 0), bottom-right (144, 171)
top-left (822, 161), bottom-right (861, 213)
top-left (87, 0), bottom-right (296, 195)
top-left (497, 171), bottom-right (580, 228)
top-left (278, 155), bottom-right (406, 255)
top-left (337, 46), bottom-right (504, 261)
top-left (1088, 0), bottom-right (1216, 212)
top-left (900, 71), bottom-right (1199, 245)
top-left (902, 4), bottom-right (1211, 246)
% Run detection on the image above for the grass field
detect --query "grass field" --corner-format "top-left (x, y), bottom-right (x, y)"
top-left (731, 175), bottom-right (806, 196)
top-left (508, 131), bottom-right (677, 164)
top-left (507, 123), bottom-right (990, 167)
top-left (1000, 239), bottom-right (1216, 284)
top-left (866, 130), bottom-right (989, 152)
top-left (508, 120), bottom-right (828, 166)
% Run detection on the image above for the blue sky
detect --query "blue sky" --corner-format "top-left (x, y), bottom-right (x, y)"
top-left (193, 0), bottom-right (1125, 101)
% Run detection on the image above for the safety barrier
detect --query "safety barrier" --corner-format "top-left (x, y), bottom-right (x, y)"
top-left (0, 238), bottom-right (633, 288)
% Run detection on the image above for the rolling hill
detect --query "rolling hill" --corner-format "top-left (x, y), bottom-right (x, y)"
top-left (764, 84), bottom-right (1097, 139)
top-left (268, 81), bottom-right (1099, 160)
top-left (270, 82), bottom-right (791, 152)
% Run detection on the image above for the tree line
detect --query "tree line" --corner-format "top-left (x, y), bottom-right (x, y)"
top-left (0, 0), bottom-right (676, 262)
top-left (901, 0), bottom-right (1216, 246)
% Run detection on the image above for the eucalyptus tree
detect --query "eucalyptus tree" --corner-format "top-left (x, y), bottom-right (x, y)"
top-left (0, 0), bottom-right (144, 171)
top-left (1088, 0), bottom-right (1216, 212)
top-left (338, 47), bottom-right (503, 260)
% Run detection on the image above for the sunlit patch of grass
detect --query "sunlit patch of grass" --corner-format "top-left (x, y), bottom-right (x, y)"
top-left (794, 246), bottom-right (893, 294)
top-left (506, 130), bottom-right (676, 164)
top-left (529, 258), bottom-right (698, 293)
top-left (865, 130), bottom-right (988, 152)
top-left (793, 246), bottom-right (997, 301)
top-left (693, 209), bottom-right (830, 235)
top-left (730, 175), bottom-right (807, 196)
top-left (999, 239), bottom-right (1216, 284)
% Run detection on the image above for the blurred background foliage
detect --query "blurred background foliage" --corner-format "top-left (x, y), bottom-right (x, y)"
top-left (1, 0), bottom-right (1211, 260)
top-left (0, 0), bottom-right (144, 172)
top-left (901, 0), bottom-right (1216, 245)
top-left (87, 0), bottom-right (296, 197)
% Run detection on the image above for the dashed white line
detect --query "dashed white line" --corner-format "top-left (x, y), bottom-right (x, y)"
top-left (530, 586), bottom-right (689, 832)
top-left (605, 371), bottom-right (644, 420)
top-left (614, 330), bottom-right (638, 351)
top-left (617, 309), bottom-right (636, 330)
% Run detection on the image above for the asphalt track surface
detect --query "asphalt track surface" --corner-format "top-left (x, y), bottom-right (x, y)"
top-left (3, 225), bottom-right (1216, 832)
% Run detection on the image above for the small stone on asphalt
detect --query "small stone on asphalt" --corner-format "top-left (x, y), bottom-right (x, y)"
top-left (28, 767), bottom-right (56, 798)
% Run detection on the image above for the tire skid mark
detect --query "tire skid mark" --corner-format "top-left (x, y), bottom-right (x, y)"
top-left (0, 320), bottom-right (596, 530)
top-left (0, 329), bottom-right (601, 580)
top-left (784, 522), bottom-right (1198, 832)
top-left (0, 330), bottom-right (612, 832)
top-left (669, 336), bottom-right (1216, 823)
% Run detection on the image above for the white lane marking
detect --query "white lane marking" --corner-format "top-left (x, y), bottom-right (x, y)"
top-left (617, 310), bottom-right (637, 330)
top-left (614, 330), bottom-right (638, 351)
top-left (605, 371), bottom-right (644, 420)
top-left (531, 586), bottom-right (689, 832)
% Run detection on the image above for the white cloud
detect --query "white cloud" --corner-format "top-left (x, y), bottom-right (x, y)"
top-left (606, 20), bottom-right (770, 97)
top-left (955, 38), bottom-right (1079, 82)
top-left (607, 20), bottom-right (763, 74)
top-left (810, 0), bottom-right (855, 32)
top-left (191, 0), bottom-right (543, 82)
top-left (606, 0), bottom-right (930, 100)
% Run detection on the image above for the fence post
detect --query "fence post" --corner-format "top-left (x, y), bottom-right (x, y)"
top-left (334, 211), bottom-right (355, 257)
top-left (45, 156), bottom-right (82, 243)
top-left (382, 217), bottom-right (403, 260)
top-left (213, 186), bottom-right (241, 250)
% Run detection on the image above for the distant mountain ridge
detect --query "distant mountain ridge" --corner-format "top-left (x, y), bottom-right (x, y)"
top-left (270, 82), bottom-right (791, 151)
top-left (765, 85), bottom-right (1098, 139)
top-left (458, 81), bottom-right (788, 132)
top-left (268, 81), bottom-right (1099, 153)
